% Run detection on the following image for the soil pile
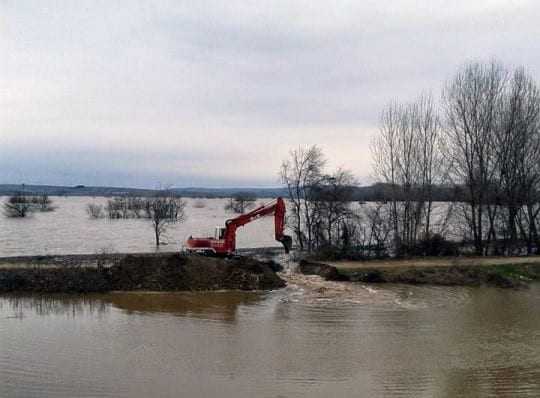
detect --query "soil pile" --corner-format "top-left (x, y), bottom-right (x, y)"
top-left (0, 254), bottom-right (285, 293)
top-left (298, 260), bottom-right (347, 281)
top-left (109, 254), bottom-right (285, 291)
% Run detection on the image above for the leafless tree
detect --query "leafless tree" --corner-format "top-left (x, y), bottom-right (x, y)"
top-left (3, 194), bottom-right (32, 217)
top-left (311, 168), bottom-right (356, 249)
top-left (442, 61), bottom-right (507, 255)
top-left (280, 145), bottom-right (326, 251)
top-left (86, 203), bottom-right (104, 219)
top-left (224, 192), bottom-right (256, 214)
top-left (105, 196), bottom-right (147, 219)
top-left (371, 94), bottom-right (443, 255)
top-left (2, 193), bottom-right (56, 217)
top-left (494, 67), bottom-right (540, 253)
top-left (146, 192), bottom-right (187, 246)
top-left (361, 202), bottom-right (393, 258)
top-left (31, 194), bottom-right (54, 211)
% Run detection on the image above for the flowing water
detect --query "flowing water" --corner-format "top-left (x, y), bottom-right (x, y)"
top-left (1, 280), bottom-right (539, 397)
top-left (0, 197), bottom-right (282, 257)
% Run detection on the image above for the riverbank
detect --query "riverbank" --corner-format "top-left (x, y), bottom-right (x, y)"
top-left (0, 253), bottom-right (285, 293)
top-left (299, 256), bottom-right (540, 288)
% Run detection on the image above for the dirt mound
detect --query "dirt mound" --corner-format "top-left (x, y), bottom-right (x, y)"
top-left (109, 254), bottom-right (285, 291)
top-left (298, 260), bottom-right (347, 281)
top-left (0, 254), bottom-right (286, 293)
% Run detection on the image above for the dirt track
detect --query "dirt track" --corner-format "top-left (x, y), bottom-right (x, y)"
top-left (300, 256), bottom-right (540, 288)
top-left (0, 247), bottom-right (285, 269)
top-left (325, 256), bottom-right (540, 270)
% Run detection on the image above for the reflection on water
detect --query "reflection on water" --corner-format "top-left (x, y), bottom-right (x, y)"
top-left (1, 291), bottom-right (264, 322)
top-left (1, 294), bottom-right (110, 318)
top-left (1, 283), bottom-right (539, 398)
top-left (105, 291), bottom-right (264, 321)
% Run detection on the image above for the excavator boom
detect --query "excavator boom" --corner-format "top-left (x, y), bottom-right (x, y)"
top-left (186, 197), bottom-right (292, 255)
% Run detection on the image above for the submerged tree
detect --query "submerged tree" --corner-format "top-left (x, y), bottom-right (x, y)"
top-left (86, 203), bottom-right (105, 219)
top-left (280, 146), bottom-right (360, 253)
top-left (280, 145), bottom-right (326, 251)
top-left (3, 193), bottom-right (32, 217)
top-left (310, 168), bottom-right (356, 249)
top-left (224, 192), bottom-right (256, 214)
top-left (3, 193), bottom-right (55, 217)
top-left (442, 61), bottom-right (507, 255)
top-left (494, 67), bottom-right (540, 253)
top-left (371, 94), bottom-right (443, 255)
top-left (146, 192), bottom-right (187, 246)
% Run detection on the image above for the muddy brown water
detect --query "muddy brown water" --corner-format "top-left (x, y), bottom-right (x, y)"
top-left (1, 275), bottom-right (539, 398)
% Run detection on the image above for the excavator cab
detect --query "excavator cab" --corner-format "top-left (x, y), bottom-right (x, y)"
top-left (215, 226), bottom-right (226, 240)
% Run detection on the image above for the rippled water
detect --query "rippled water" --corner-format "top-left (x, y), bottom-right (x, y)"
top-left (1, 279), bottom-right (539, 397)
top-left (0, 197), bottom-right (282, 256)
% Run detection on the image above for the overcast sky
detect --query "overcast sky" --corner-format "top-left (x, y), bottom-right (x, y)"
top-left (2, 1), bottom-right (540, 188)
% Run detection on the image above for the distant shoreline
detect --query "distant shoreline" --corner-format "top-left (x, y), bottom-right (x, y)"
top-left (0, 184), bottom-right (287, 199)
top-left (0, 182), bottom-right (469, 201)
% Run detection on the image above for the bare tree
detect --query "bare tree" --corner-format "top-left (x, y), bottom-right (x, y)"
top-left (311, 168), bottom-right (356, 249)
top-left (494, 67), bottom-right (540, 253)
top-left (3, 194), bottom-right (32, 217)
top-left (3, 192), bottom-right (56, 217)
top-left (224, 192), bottom-right (256, 214)
top-left (86, 203), bottom-right (104, 219)
top-left (361, 202), bottom-right (393, 258)
top-left (442, 61), bottom-right (507, 255)
top-left (146, 192), bottom-right (187, 246)
top-left (31, 194), bottom-right (54, 211)
top-left (371, 94), bottom-right (443, 255)
top-left (105, 196), bottom-right (147, 219)
top-left (280, 145), bottom-right (326, 251)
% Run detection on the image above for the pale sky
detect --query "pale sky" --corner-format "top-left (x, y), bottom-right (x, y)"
top-left (1, 0), bottom-right (540, 188)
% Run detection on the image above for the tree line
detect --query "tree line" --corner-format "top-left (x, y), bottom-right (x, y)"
top-left (2, 189), bottom-right (186, 247)
top-left (2, 193), bottom-right (54, 217)
top-left (282, 60), bottom-right (540, 258)
top-left (86, 193), bottom-right (186, 246)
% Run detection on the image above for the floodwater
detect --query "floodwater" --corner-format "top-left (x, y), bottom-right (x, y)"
top-left (0, 196), bottom-right (282, 257)
top-left (1, 278), bottom-right (539, 397)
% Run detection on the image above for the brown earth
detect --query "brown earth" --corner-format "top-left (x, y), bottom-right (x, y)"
top-left (0, 253), bottom-right (285, 293)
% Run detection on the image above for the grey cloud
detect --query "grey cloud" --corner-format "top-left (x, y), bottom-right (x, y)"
top-left (2, 1), bottom-right (540, 187)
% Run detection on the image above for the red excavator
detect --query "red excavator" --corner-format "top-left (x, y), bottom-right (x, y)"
top-left (186, 197), bottom-right (292, 256)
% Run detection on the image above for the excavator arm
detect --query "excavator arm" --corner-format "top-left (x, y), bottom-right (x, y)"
top-left (223, 197), bottom-right (292, 253)
top-left (186, 197), bottom-right (292, 255)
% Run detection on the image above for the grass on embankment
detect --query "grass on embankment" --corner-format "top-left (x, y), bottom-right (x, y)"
top-left (301, 256), bottom-right (540, 288)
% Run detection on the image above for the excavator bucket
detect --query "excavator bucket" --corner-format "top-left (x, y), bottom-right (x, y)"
top-left (278, 235), bottom-right (293, 253)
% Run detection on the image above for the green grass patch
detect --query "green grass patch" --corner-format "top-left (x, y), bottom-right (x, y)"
top-left (489, 264), bottom-right (539, 281)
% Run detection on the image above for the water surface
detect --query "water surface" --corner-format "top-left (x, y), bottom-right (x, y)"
top-left (0, 197), bottom-right (281, 256)
top-left (1, 280), bottom-right (539, 397)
